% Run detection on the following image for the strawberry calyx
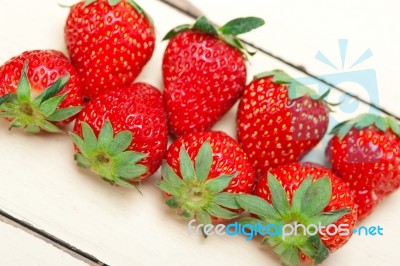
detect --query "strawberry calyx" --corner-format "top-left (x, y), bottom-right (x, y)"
top-left (84, 0), bottom-right (153, 25)
top-left (254, 69), bottom-right (334, 104)
top-left (71, 120), bottom-right (147, 190)
top-left (159, 140), bottom-right (241, 227)
top-left (0, 62), bottom-right (82, 133)
top-left (236, 174), bottom-right (351, 266)
top-left (163, 16), bottom-right (265, 58)
top-left (330, 113), bottom-right (400, 139)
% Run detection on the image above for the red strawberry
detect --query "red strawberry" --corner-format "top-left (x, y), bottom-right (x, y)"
top-left (162, 16), bottom-right (264, 137)
top-left (159, 131), bottom-right (256, 224)
top-left (326, 113), bottom-right (400, 219)
top-left (65, 0), bottom-right (155, 99)
top-left (237, 70), bottom-right (330, 176)
top-left (71, 82), bottom-right (168, 188)
top-left (237, 162), bottom-right (357, 265)
top-left (0, 50), bottom-right (83, 132)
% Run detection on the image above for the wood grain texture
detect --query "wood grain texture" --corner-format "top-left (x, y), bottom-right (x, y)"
top-left (0, 219), bottom-right (88, 266)
top-left (0, 0), bottom-right (398, 265)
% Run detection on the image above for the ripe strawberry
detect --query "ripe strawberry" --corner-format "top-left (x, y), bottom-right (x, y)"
top-left (71, 82), bottom-right (168, 188)
top-left (65, 0), bottom-right (155, 99)
top-left (326, 113), bottom-right (400, 219)
top-left (0, 50), bottom-right (83, 132)
top-left (159, 131), bottom-right (256, 224)
top-left (162, 16), bottom-right (264, 137)
top-left (237, 162), bottom-right (357, 266)
top-left (237, 70), bottom-right (330, 176)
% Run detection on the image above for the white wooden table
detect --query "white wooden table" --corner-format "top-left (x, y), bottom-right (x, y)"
top-left (0, 0), bottom-right (399, 265)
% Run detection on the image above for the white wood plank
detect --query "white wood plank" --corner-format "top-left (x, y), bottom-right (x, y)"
top-left (0, 0), bottom-right (398, 266)
top-left (188, 0), bottom-right (400, 116)
top-left (0, 220), bottom-right (88, 266)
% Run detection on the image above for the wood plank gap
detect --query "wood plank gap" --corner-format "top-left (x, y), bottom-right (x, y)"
top-left (0, 208), bottom-right (108, 266)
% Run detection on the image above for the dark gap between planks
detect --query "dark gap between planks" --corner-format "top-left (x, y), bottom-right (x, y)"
top-left (0, 208), bottom-right (108, 266)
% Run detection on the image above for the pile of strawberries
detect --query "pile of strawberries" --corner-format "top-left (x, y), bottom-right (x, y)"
top-left (0, 1), bottom-right (399, 265)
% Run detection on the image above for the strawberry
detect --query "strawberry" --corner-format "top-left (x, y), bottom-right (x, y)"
top-left (71, 82), bottom-right (168, 188)
top-left (162, 16), bottom-right (264, 137)
top-left (0, 50), bottom-right (83, 132)
top-left (326, 113), bottom-right (400, 219)
top-left (159, 131), bottom-right (256, 224)
top-left (237, 70), bottom-right (330, 177)
top-left (237, 162), bottom-right (357, 266)
top-left (65, 0), bottom-right (155, 99)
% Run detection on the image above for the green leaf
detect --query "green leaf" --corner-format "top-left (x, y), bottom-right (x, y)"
top-left (179, 146), bottom-right (195, 182)
top-left (163, 24), bottom-right (191, 40)
top-left (26, 124), bottom-right (40, 133)
top-left (70, 133), bottom-right (86, 156)
top-left (108, 0), bottom-right (121, 6)
top-left (375, 116), bottom-right (389, 132)
top-left (16, 62), bottom-right (31, 101)
top-left (113, 178), bottom-right (138, 190)
top-left (253, 70), bottom-right (282, 81)
top-left (206, 173), bottom-right (237, 194)
top-left (159, 180), bottom-right (180, 195)
top-left (39, 94), bottom-right (67, 116)
top-left (238, 217), bottom-right (267, 227)
top-left (47, 107), bottom-right (82, 121)
top-left (195, 140), bottom-right (212, 182)
top-left (108, 131), bottom-right (132, 156)
top-left (0, 94), bottom-right (11, 105)
top-left (74, 153), bottom-right (91, 168)
top-left (262, 235), bottom-right (282, 247)
top-left (196, 208), bottom-right (211, 225)
top-left (220, 17), bottom-right (265, 36)
top-left (84, 0), bottom-right (96, 6)
top-left (291, 176), bottom-right (312, 213)
top-left (97, 121), bottom-right (113, 149)
top-left (165, 197), bottom-right (179, 209)
top-left (114, 151), bottom-right (147, 165)
top-left (301, 177), bottom-right (332, 217)
top-left (267, 173), bottom-right (290, 217)
top-left (116, 164), bottom-right (146, 179)
top-left (81, 122), bottom-right (98, 153)
top-left (308, 208), bottom-right (351, 226)
top-left (329, 120), bottom-right (349, 135)
top-left (298, 241), bottom-right (318, 260)
top-left (34, 73), bottom-right (70, 105)
top-left (307, 235), bottom-right (330, 264)
top-left (179, 208), bottom-right (194, 219)
top-left (354, 114), bottom-right (376, 128)
top-left (40, 120), bottom-right (63, 133)
top-left (280, 245), bottom-right (300, 266)
top-left (316, 88), bottom-right (331, 100)
top-left (236, 194), bottom-right (281, 221)
top-left (338, 122), bottom-right (353, 139)
top-left (387, 116), bottom-right (400, 136)
top-left (192, 16), bottom-right (218, 36)
top-left (161, 161), bottom-right (184, 188)
top-left (205, 203), bottom-right (237, 219)
top-left (213, 192), bottom-right (240, 209)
